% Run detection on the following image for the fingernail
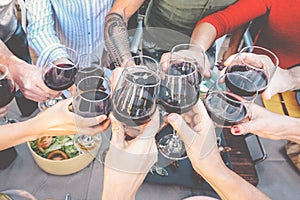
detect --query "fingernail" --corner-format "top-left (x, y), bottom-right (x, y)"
top-left (168, 114), bottom-right (178, 122)
top-left (232, 126), bottom-right (240, 134)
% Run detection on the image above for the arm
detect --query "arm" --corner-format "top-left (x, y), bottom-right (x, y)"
top-left (190, 0), bottom-right (268, 51)
top-left (104, 0), bottom-right (145, 67)
top-left (25, 0), bottom-right (67, 67)
top-left (167, 100), bottom-right (270, 200)
top-left (102, 111), bottom-right (159, 200)
top-left (0, 40), bottom-right (59, 101)
top-left (230, 103), bottom-right (300, 144)
top-left (0, 98), bottom-right (110, 151)
top-left (262, 66), bottom-right (300, 99)
top-left (221, 23), bottom-right (250, 63)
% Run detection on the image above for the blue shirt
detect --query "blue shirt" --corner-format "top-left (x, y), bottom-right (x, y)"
top-left (26, 0), bottom-right (114, 66)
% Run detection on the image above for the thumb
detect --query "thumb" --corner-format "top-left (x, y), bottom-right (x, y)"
top-left (231, 122), bottom-right (254, 136)
top-left (167, 113), bottom-right (196, 148)
top-left (109, 114), bottom-right (126, 148)
top-left (261, 88), bottom-right (272, 100)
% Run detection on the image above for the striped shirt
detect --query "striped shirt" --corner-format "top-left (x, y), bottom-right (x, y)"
top-left (26, 0), bottom-right (114, 67)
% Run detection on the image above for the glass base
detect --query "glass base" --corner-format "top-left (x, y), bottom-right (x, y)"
top-left (158, 134), bottom-right (187, 161)
top-left (73, 134), bottom-right (101, 155)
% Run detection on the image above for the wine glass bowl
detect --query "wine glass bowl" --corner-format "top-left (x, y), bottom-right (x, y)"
top-left (0, 64), bottom-right (16, 125)
top-left (226, 45), bottom-right (279, 94)
top-left (204, 73), bottom-right (257, 128)
top-left (75, 53), bottom-right (104, 85)
top-left (112, 55), bottom-right (160, 129)
top-left (39, 47), bottom-right (78, 111)
top-left (170, 43), bottom-right (206, 83)
top-left (73, 76), bottom-right (111, 154)
top-left (0, 64), bottom-right (15, 108)
top-left (43, 62), bottom-right (78, 91)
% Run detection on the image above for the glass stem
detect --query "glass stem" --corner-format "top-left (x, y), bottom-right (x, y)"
top-left (172, 129), bottom-right (178, 139)
top-left (0, 116), bottom-right (9, 125)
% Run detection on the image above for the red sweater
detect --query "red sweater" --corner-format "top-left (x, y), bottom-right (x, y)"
top-left (198, 0), bottom-right (300, 69)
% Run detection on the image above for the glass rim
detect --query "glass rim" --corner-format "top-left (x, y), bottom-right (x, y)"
top-left (76, 75), bottom-right (111, 102)
top-left (78, 53), bottom-right (102, 73)
top-left (48, 46), bottom-right (79, 68)
top-left (214, 73), bottom-right (258, 103)
top-left (171, 43), bottom-right (205, 53)
top-left (160, 58), bottom-right (198, 78)
top-left (122, 65), bottom-right (161, 88)
top-left (124, 55), bottom-right (160, 72)
top-left (239, 45), bottom-right (279, 68)
top-left (0, 64), bottom-right (9, 80)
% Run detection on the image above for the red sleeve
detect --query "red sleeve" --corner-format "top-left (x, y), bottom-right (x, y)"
top-left (197, 0), bottom-right (271, 38)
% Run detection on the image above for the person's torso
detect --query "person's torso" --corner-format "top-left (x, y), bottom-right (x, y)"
top-left (146, 0), bottom-right (236, 34)
top-left (256, 0), bottom-right (300, 69)
top-left (50, 0), bottom-right (114, 56)
top-left (0, 0), bottom-right (17, 42)
top-left (144, 0), bottom-right (236, 49)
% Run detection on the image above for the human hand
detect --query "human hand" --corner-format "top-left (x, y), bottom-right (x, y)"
top-left (224, 52), bottom-right (287, 99)
top-left (167, 100), bottom-right (218, 173)
top-left (229, 103), bottom-right (298, 141)
top-left (0, 106), bottom-right (8, 118)
top-left (102, 110), bottom-right (159, 200)
top-left (35, 98), bottom-right (111, 137)
top-left (10, 60), bottom-right (61, 102)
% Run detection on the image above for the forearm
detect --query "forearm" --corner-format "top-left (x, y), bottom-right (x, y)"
top-left (104, 0), bottom-right (145, 67)
top-left (288, 66), bottom-right (300, 91)
top-left (193, 148), bottom-right (270, 200)
top-left (190, 22), bottom-right (218, 52)
top-left (281, 117), bottom-right (300, 143)
top-left (104, 13), bottom-right (132, 68)
top-left (227, 23), bottom-right (249, 53)
top-left (0, 118), bottom-right (41, 150)
top-left (102, 166), bottom-right (147, 200)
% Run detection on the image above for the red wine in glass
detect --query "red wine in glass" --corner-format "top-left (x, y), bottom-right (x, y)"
top-left (76, 90), bottom-right (110, 117)
top-left (0, 78), bottom-right (15, 107)
top-left (204, 91), bottom-right (247, 127)
top-left (43, 63), bottom-right (77, 91)
top-left (158, 85), bottom-right (199, 114)
top-left (112, 88), bottom-right (156, 126)
top-left (226, 65), bottom-right (268, 94)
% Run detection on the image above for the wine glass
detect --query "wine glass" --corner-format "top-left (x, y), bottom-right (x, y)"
top-left (226, 45), bottom-right (279, 94)
top-left (75, 53), bottom-right (104, 85)
top-left (158, 58), bottom-right (201, 160)
top-left (171, 43), bottom-right (206, 79)
top-left (111, 55), bottom-right (160, 138)
top-left (204, 73), bottom-right (258, 128)
top-left (73, 75), bottom-right (111, 154)
top-left (38, 47), bottom-right (78, 111)
top-left (0, 64), bottom-right (16, 125)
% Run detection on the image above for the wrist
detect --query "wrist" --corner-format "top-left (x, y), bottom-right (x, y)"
top-left (193, 147), bottom-right (227, 176)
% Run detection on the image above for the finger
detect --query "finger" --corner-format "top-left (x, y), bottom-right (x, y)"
top-left (167, 113), bottom-right (196, 148)
top-left (81, 118), bottom-right (111, 136)
top-left (75, 114), bottom-right (108, 128)
top-left (223, 54), bottom-right (237, 66)
top-left (230, 121), bottom-right (256, 135)
top-left (192, 100), bottom-right (211, 123)
top-left (137, 109), bottom-right (160, 139)
top-left (109, 114), bottom-right (126, 148)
